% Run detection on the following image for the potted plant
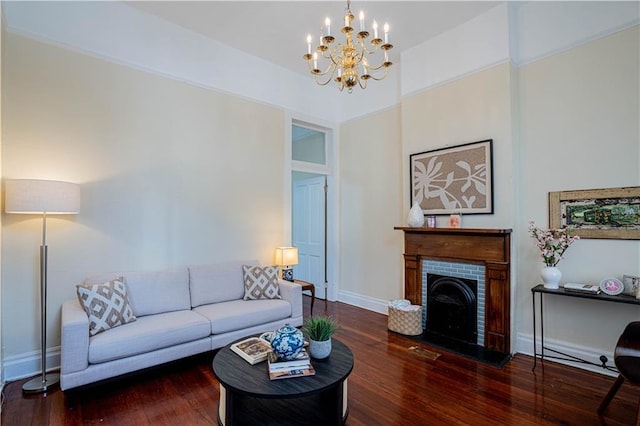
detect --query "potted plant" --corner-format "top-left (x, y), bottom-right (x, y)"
top-left (302, 315), bottom-right (340, 359)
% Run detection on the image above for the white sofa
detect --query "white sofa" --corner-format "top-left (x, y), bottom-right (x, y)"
top-left (60, 260), bottom-right (302, 390)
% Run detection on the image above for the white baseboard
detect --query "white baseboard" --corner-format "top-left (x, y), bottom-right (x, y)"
top-left (515, 332), bottom-right (617, 377)
top-left (3, 347), bottom-right (61, 383)
top-left (338, 290), bottom-right (389, 315)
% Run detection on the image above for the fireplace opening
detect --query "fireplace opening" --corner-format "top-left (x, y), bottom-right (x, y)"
top-left (426, 274), bottom-right (477, 344)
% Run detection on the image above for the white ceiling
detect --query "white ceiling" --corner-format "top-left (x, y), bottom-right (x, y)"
top-left (126, 1), bottom-right (502, 76)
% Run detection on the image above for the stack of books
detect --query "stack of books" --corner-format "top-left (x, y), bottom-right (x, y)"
top-left (267, 349), bottom-right (315, 380)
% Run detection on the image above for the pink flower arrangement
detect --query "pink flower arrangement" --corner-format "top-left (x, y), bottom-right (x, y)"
top-left (528, 221), bottom-right (580, 267)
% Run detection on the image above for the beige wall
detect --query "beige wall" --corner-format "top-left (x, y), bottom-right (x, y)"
top-left (339, 106), bottom-right (404, 302)
top-left (516, 26), bottom-right (640, 351)
top-left (401, 63), bottom-right (515, 229)
top-left (2, 34), bottom-right (286, 358)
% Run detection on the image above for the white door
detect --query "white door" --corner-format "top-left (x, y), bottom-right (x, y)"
top-left (293, 175), bottom-right (326, 298)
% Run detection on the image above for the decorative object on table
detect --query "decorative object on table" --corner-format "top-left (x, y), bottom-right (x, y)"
top-left (410, 139), bottom-right (493, 215)
top-left (449, 213), bottom-right (461, 228)
top-left (274, 246), bottom-right (299, 281)
top-left (302, 0), bottom-right (394, 93)
top-left (549, 186), bottom-right (640, 240)
top-left (267, 349), bottom-right (311, 372)
top-left (407, 201), bottom-right (425, 227)
top-left (600, 278), bottom-right (625, 296)
top-left (622, 275), bottom-right (640, 296)
top-left (270, 323), bottom-right (305, 361)
top-left (302, 315), bottom-right (340, 359)
top-left (5, 179), bottom-right (80, 394)
top-left (426, 215), bottom-right (437, 228)
top-left (387, 299), bottom-right (423, 336)
top-left (528, 221), bottom-right (580, 289)
top-left (230, 336), bottom-right (273, 365)
top-left (268, 363), bottom-right (316, 380)
top-left (563, 283), bottom-right (601, 294)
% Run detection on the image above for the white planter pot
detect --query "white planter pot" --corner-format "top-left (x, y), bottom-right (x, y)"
top-left (309, 338), bottom-right (332, 359)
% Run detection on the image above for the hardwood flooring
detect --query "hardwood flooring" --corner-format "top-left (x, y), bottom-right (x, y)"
top-left (2, 297), bottom-right (638, 425)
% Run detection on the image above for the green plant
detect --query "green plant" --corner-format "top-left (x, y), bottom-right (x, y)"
top-left (302, 315), bottom-right (340, 342)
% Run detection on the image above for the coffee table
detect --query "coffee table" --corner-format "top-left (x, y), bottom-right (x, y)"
top-left (213, 337), bottom-right (353, 426)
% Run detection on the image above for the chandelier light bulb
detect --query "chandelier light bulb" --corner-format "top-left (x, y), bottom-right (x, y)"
top-left (372, 20), bottom-right (378, 39)
top-left (384, 22), bottom-right (390, 43)
top-left (306, 34), bottom-right (312, 54)
top-left (359, 11), bottom-right (365, 31)
top-left (325, 17), bottom-right (331, 36)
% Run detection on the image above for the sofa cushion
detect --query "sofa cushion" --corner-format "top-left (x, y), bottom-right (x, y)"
top-left (242, 265), bottom-right (281, 300)
top-left (189, 260), bottom-right (258, 307)
top-left (76, 278), bottom-right (136, 336)
top-left (193, 299), bottom-right (292, 335)
top-left (84, 268), bottom-right (190, 317)
top-left (88, 310), bottom-right (210, 364)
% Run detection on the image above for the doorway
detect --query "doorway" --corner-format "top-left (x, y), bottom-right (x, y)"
top-left (290, 122), bottom-right (332, 301)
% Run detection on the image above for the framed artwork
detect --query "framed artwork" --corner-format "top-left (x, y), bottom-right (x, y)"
top-left (549, 186), bottom-right (640, 239)
top-left (410, 139), bottom-right (494, 215)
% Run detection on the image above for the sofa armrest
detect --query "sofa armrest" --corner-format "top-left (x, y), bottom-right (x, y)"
top-left (278, 279), bottom-right (303, 320)
top-left (61, 299), bottom-right (90, 375)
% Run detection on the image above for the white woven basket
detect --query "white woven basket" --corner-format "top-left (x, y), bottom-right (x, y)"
top-left (388, 304), bottom-right (423, 336)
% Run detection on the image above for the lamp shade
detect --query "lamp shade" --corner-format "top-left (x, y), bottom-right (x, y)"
top-left (274, 246), bottom-right (299, 266)
top-left (5, 179), bottom-right (80, 214)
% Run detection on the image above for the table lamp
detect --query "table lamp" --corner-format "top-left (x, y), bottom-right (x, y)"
top-left (274, 246), bottom-right (298, 281)
top-left (5, 179), bottom-right (81, 393)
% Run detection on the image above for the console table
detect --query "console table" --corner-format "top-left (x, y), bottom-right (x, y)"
top-left (531, 284), bottom-right (640, 371)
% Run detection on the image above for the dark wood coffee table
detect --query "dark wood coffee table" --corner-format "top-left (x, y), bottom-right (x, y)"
top-left (213, 337), bottom-right (353, 426)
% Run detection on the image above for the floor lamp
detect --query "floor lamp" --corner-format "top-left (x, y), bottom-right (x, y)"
top-left (5, 179), bottom-right (80, 394)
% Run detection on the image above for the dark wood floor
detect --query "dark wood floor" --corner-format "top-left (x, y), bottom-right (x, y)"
top-left (2, 297), bottom-right (638, 425)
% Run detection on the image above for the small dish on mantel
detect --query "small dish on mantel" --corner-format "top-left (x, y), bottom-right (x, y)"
top-left (600, 278), bottom-right (624, 296)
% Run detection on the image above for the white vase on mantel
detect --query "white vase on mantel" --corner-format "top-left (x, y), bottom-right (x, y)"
top-left (541, 266), bottom-right (562, 289)
top-left (407, 202), bottom-right (425, 227)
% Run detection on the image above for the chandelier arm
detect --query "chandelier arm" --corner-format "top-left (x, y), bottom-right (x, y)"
top-left (363, 67), bottom-right (389, 81)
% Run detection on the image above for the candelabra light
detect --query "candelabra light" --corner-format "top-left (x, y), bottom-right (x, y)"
top-left (303, 0), bottom-right (394, 93)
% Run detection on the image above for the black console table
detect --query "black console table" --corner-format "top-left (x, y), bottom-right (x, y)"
top-left (531, 284), bottom-right (640, 371)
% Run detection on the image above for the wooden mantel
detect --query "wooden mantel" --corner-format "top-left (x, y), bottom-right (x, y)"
top-left (394, 227), bottom-right (512, 354)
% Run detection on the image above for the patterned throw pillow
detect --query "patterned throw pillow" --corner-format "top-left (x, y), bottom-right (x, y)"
top-left (76, 278), bottom-right (137, 336)
top-left (242, 265), bottom-right (281, 300)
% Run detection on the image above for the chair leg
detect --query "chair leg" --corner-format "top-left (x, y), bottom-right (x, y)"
top-left (599, 375), bottom-right (626, 415)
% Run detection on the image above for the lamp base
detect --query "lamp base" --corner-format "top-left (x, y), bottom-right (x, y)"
top-left (22, 372), bottom-right (60, 394)
top-left (282, 268), bottom-right (294, 282)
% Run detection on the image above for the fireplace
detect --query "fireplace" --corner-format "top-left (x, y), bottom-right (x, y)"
top-left (394, 227), bottom-right (511, 357)
top-left (426, 273), bottom-right (477, 344)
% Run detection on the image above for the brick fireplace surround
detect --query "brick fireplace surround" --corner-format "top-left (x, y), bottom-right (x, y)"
top-left (395, 227), bottom-right (512, 354)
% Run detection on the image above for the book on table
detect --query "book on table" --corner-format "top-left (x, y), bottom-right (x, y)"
top-left (268, 364), bottom-right (316, 380)
top-left (267, 349), bottom-right (311, 372)
top-left (230, 337), bottom-right (272, 365)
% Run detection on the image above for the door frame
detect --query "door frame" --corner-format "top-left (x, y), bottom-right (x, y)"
top-left (284, 113), bottom-right (339, 302)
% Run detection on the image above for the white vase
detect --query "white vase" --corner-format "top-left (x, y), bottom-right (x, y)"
top-left (308, 338), bottom-right (332, 359)
top-left (407, 202), bottom-right (425, 227)
top-left (541, 266), bottom-right (562, 289)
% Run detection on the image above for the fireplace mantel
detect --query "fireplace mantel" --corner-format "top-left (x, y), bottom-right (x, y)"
top-left (394, 227), bottom-right (512, 353)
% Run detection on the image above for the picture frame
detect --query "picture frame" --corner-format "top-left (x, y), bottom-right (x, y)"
top-left (410, 139), bottom-right (494, 215)
top-left (549, 186), bottom-right (640, 240)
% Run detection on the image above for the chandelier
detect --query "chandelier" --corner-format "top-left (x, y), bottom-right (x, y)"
top-left (303, 0), bottom-right (394, 93)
